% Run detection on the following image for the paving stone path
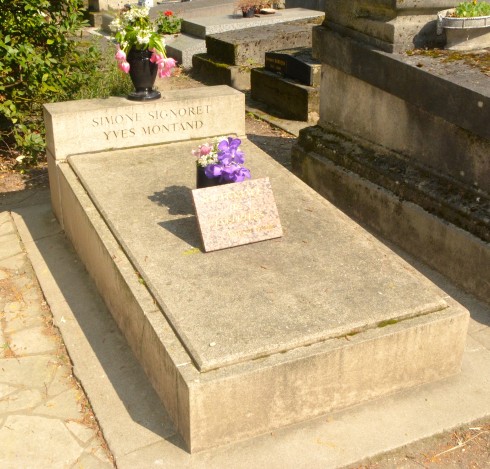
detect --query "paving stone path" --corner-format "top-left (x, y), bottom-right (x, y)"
top-left (0, 211), bottom-right (114, 469)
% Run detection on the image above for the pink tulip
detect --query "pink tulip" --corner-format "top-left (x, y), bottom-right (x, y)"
top-left (165, 57), bottom-right (177, 70)
top-left (118, 61), bottom-right (130, 73)
top-left (115, 47), bottom-right (126, 62)
top-left (158, 57), bottom-right (177, 78)
top-left (150, 51), bottom-right (165, 64)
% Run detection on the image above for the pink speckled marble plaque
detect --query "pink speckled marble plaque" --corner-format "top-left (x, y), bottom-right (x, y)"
top-left (192, 177), bottom-right (283, 252)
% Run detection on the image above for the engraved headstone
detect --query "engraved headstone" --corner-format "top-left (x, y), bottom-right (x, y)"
top-left (192, 177), bottom-right (283, 252)
top-left (264, 47), bottom-right (320, 86)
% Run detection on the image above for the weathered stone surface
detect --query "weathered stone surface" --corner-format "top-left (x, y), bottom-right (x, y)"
top-left (69, 139), bottom-right (454, 373)
top-left (46, 365), bottom-right (74, 397)
top-left (313, 28), bottom-right (490, 189)
top-left (4, 313), bottom-right (45, 336)
top-left (0, 253), bottom-right (27, 272)
top-left (43, 86), bottom-right (246, 160)
top-left (0, 416), bottom-right (83, 469)
top-left (191, 55), bottom-right (252, 90)
top-left (75, 453), bottom-right (114, 469)
top-left (0, 356), bottom-right (58, 388)
top-left (323, 0), bottom-right (455, 52)
top-left (34, 389), bottom-right (82, 420)
top-left (251, 68), bottom-right (319, 122)
top-left (9, 326), bottom-right (58, 355)
top-left (0, 389), bottom-right (43, 413)
top-left (293, 125), bottom-right (490, 243)
top-left (0, 218), bottom-right (15, 237)
top-left (0, 233), bottom-right (23, 261)
top-left (182, 8), bottom-right (324, 38)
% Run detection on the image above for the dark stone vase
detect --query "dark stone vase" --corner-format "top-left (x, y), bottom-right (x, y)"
top-left (196, 166), bottom-right (230, 189)
top-left (126, 49), bottom-right (161, 101)
top-left (242, 7), bottom-right (256, 17)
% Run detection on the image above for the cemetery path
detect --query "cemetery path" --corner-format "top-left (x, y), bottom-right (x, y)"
top-left (0, 72), bottom-right (489, 468)
top-left (0, 210), bottom-right (115, 468)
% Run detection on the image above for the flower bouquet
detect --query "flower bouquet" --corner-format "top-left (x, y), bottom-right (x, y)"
top-left (110, 6), bottom-right (176, 100)
top-left (193, 136), bottom-right (251, 188)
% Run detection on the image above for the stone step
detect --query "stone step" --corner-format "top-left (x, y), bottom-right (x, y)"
top-left (191, 54), bottom-right (251, 90)
top-left (165, 34), bottom-right (206, 69)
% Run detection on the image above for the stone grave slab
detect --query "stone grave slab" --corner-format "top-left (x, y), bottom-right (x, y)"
top-left (46, 88), bottom-right (469, 452)
top-left (206, 21), bottom-right (318, 66)
top-left (68, 139), bottom-right (456, 373)
top-left (59, 136), bottom-right (469, 453)
top-left (193, 20), bottom-right (319, 89)
top-left (182, 8), bottom-right (324, 38)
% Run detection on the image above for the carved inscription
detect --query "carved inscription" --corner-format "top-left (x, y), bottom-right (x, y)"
top-left (91, 105), bottom-right (211, 141)
top-left (192, 178), bottom-right (283, 252)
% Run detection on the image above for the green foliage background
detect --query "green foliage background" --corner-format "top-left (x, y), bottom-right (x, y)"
top-left (0, 0), bottom-right (131, 167)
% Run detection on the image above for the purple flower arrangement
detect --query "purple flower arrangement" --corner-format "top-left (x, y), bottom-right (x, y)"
top-left (193, 136), bottom-right (251, 183)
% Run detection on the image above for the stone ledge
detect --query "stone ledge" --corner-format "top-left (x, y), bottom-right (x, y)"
top-left (292, 127), bottom-right (490, 303)
top-left (323, 0), bottom-right (455, 51)
top-left (294, 125), bottom-right (489, 242)
top-left (313, 26), bottom-right (490, 142)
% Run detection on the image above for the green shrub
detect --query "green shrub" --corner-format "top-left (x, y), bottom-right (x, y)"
top-left (70, 38), bottom-right (133, 101)
top-left (0, 0), bottom-right (100, 167)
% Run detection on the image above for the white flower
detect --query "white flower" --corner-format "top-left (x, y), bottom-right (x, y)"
top-left (109, 18), bottom-right (122, 32)
top-left (136, 31), bottom-right (151, 45)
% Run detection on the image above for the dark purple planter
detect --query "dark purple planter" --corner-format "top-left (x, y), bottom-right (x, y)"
top-left (126, 48), bottom-right (161, 101)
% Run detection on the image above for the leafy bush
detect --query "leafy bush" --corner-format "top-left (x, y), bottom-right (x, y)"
top-left (70, 39), bottom-right (133, 101)
top-left (0, 0), bottom-right (101, 167)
